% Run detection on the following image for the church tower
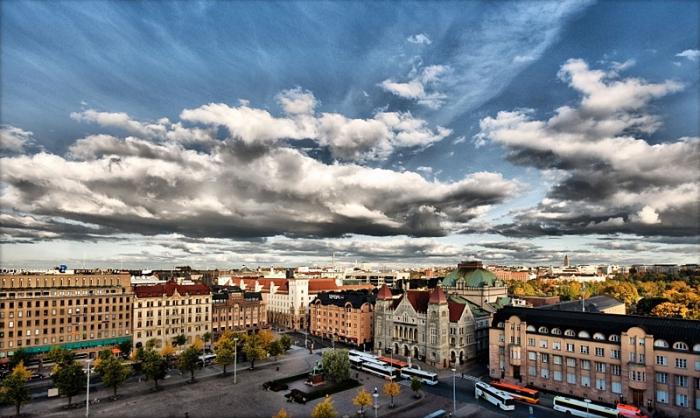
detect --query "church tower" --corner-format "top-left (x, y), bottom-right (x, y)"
top-left (427, 286), bottom-right (450, 368)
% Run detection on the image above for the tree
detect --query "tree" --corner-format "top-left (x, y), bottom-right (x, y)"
top-left (272, 408), bottom-right (290, 418)
top-left (7, 349), bottom-right (31, 371)
top-left (243, 333), bottom-right (268, 370)
top-left (311, 395), bottom-right (338, 418)
top-left (142, 349), bottom-right (168, 390)
top-left (47, 346), bottom-right (74, 367)
top-left (280, 335), bottom-right (292, 352)
top-left (203, 332), bottom-right (212, 350)
top-left (258, 329), bottom-right (275, 349)
top-left (1, 362), bottom-right (32, 417)
top-left (651, 302), bottom-right (689, 319)
top-left (173, 334), bottom-right (187, 347)
top-left (214, 335), bottom-right (236, 376)
top-left (178, 346), bottom-right (201, 383)
top-left (145, 338), bottom-right (159, 351)
top-left (192, 336), bottom-right (205, 351)
top-left (410, 377), bottom-right (422, 398)
top-left (95, 354), bottom-right (130, 398)
top-left (320, 349), bottom-right (350, 383)
top-left (383, 381), bottom-right (400, 408)
top-left (600, 281), bottom-right (639, 307)
top-left (269, 340), bottom-right (284, 357)
top-left (118, 340), bottom-right (132, 358)
top-left (352, 388), bottom-right (373, 415)
top-left (160, 342), bottom-right (176, 358)
top-left (52, 361), bottom-right (86, 407)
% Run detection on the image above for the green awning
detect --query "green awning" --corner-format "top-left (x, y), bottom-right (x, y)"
top-left (22, 336), bottom-right (132, 354)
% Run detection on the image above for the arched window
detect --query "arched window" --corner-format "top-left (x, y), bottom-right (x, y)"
top-left (496, 322), bottom-right (505, 328)
top-left (593, 332), bottom-right (605, 341)
top-left (609, 335), bottom-right (620, 342)
top-left (693, 344), bottom-right (700, 353)
top-left (551, 328), bottom-right (562, 335)
top-left (538, 326), bottom-right (548, 334)
top-left (564, 329), bottom-right (575, 337)
top-left (526, 325), bottom-right (536, 332)
top-left (578, 331), bottom-right (590, 339)
top-left (672, 342), bottom-right (688, 351)
top-left (654, 339), bottom-right (669, 348)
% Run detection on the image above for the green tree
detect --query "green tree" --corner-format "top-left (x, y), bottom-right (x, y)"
top-left (269, 340), bottom-right (284, 357)
top-left (142, 349), bottom-right (168, 390)
top-left (410, 376), bottom-right (422, 398)
top-left (7, 349), bottom-right (31, 371)
top-left (118, 340), bottom-right (132, 358)
top-left (383, 381), bottom-right (401, 408)
top-left (172, 334), bottom-right (187, 347)
top-left (1, 362), bottom-right (32, 417)
top-left (95, 354), bottom-right (130, 398)
top-left (352, 388), bottom-right (373, 415)
top-left (280, 335), bottom-right (292, 352)
top-left (320, 349), bottom-right (350, 383)
top-left (203, 332), bottom-right (212, 350)
top-left (178, 346), bottom-right (201, 383)
top-left (214, 333), bottom-right (236, 376)
top-left (243, 333), bottom-right (268, 370)
top-left (47, 347), bottom-right (74, 367)
top-left (97, 349), bottom-right (113, 361)
top-left (311, 395), bottom-right (338, 418)
top-left (145, 338), bottom-right (159, 350)
top-left (52, 361), bottom-right (86, 407)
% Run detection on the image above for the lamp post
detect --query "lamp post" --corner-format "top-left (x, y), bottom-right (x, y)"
top-left (584, 398), bottom-right (591, 417)
top-left (451, 368), bottom-right (457, 415)
top-left (233, 337), bottom-right (239, 384)
top-left (373, 386), bottom-right (379, 418)
top-left (85, 359), bottom-right (92, 417)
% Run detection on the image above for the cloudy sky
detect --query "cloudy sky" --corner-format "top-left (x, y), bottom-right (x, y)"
top-left (1, 1), bottom-right (698, 269)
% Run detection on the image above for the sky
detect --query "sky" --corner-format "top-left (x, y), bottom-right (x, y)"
top-left (0, 0), bottom-right (699, 269)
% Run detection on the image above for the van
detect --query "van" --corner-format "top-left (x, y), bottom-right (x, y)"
top-left (617, 403), bottom-right (648, 418)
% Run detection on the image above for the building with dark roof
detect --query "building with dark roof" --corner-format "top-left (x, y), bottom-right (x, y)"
top-left (539, 295), bottom-right (626, 314)
top-left (374, 284), bottom-right (484, 369)
top-left (489, 306), bottom-right (700, 417)
top-left (211, 287), bottom-right (267, 339)
top-left (442, 261), bottom-right (509, 308)
top-left (309, 290), bottom-right (375, 347)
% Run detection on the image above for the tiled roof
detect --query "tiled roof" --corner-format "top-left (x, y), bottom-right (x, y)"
top-left (493, 306), bottom-right (700, 346)
top-left (429, 286), bottom-right (447, 304)
top-left (448, 300), bottom-right (466, 322)
top-left (377, 284), bottom-right (393, 300)
top-left (405, 290), bottom-right (431, 313)
top-left (134, 282), bottom-right (210, 298)
top-left (308, 278), bottom-right (339, 293)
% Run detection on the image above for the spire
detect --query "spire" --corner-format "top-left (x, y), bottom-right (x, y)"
top-left (377, 284), bottom-right (393, 300)
top-left (429, 286), bottom-right (447, 304)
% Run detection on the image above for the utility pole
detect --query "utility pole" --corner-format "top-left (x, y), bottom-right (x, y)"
top-left (85, 359), bottom-right (92, 417)
top-left (233, 337), bottom-right (239, 384)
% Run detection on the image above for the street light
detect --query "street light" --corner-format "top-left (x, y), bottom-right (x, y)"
top-left (373, 386), bottom-right (379, 418)
top-left (85, 359), bottom-right (92, 417)
top-left (451, 368), bottom-right (457, 415)
top-left (584, 398), bottom-right (591, 416)
top-left (233, 337), bottom-right (239, 384)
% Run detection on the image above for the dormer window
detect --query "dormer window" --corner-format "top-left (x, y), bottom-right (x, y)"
top-left (673, 342), bottom-right (688, 351)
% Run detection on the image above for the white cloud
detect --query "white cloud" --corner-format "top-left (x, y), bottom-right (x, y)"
top-left (676, 49), bottom-right (700, 62)
top-left (407, 33), bottom-right (432, 45)
top-left (0, 125), bottom-right (35, 153)
top-left (380, 65), bottom-right (450, 109)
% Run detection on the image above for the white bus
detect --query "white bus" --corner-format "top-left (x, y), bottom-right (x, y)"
top-left (361, 362), bottom-right (400, 380)
top-left (475, 381), bottom-right (515, 411)
top-left (349, 355), bottom-right (365, 370)
top-left (349, 350), bottom-right (377, 361)
top-left (400, 367), bottom-right (439, 385)
top-left (197, 354), bottom-right (216, 366)
top-left (553, 396), bottom-right (620, 418)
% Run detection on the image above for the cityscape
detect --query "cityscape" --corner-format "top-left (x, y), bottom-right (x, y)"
top-left (0, 1), bottom-right (699, 418)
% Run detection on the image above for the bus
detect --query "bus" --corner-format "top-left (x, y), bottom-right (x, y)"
top-left (378, 356), bottom-right (408, 369)
top-left (349, 350), bottom-right (377, 361)
top-left (349, 355), bottom-right (365, 370)
top-left (553, 396), bottom-right (620, 418)
top-left (475, 381), bottom-right (515, 411)
top-left (361, 362), bottom-right (400, 380)
top-left (489, 380), bottom-right (540, 404)
top-left (197, 354), bottom-right (216, 367)
top-left (400, 367), bottom-right (439, 385)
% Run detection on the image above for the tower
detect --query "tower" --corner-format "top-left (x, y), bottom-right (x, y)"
top-left (287, 276), bottom-right (309, 330)
top-left (374, 284), bottom-right (393, 355)
top-left (427, 286), bottom-right (449, 368)
top-left (564, 254), bottom-right (570, 268)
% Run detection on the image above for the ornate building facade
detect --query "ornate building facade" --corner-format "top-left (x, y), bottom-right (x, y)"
top-left (309, 290), bottom-right (374, 348)
top-left (211, 288), bottom-right (267, 339)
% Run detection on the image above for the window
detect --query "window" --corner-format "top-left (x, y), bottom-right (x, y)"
top-left (564, 329), bottom-right (575, 337)
top-left (593, 332), bottom-right (605, 340)
top-left (676, 375), bottom-right (688, 387)
top-left (528, 366), bottom-right (536, 376)
top-left (528, 338), bottom-right (535, 347)
top-left (595, 362), bottom-right (606, 373)
top-left (609, 334), bottom-right (619, 342)
top-left (676, 394), bottom-right (688, 407)
top-left (552, 328), bottom-right (561, 335)
top-left (695, 361), bottom-right (700, 371)
top-left (581, 375), bottom-right (590, 387)
top-left (595, 378), bottom-right (606, 390)
top-left (541, 353), bottom-right (549, 363)
top-left (541, 368), bottom-right (549, 379)
top-left (611, 349), bottom-right (620, 359)
top-left (673, 342), bottom-right (688, 351)
top-left (553, 341), bottom-right (561, 350)
top-left (654, 339), bottom-right (669, 348)
top-left (567, 373), bottom-right (576, 384)
top-left (656, 390), bottom-right (668, 404)
top-left (612, 381), bottom-right (622, 394)
top-left (630, 371), bottom-right (646, 382)
top-left (539, 340), bottom-right (548, 349)
top-left (566, 343), bottom-right (574, 352)
top-left (538, 327), bottom-right (548, 334)
top-left (580, 345), bottom-right (589, 354)
top-left (676, 358), bottom-right (687, 369)
top-left (581, 360), bottom-right (590, 370)
top-left (629, 352), bottom-right (636, 363)
top-left (553, 355), bottom-right (562, 365)
top-left (566, 358), bottom-right (576, 367)
top-left (553, 370), bottom-right (562, 381)
top-left (595, 347), bottom-right (604, 357)
top-left (656, 355), bottom-right (668, 366)
top-left (578, 331), bottom-right (590, 339)
top-left (528, 352), bottom-right (537, 361)
top-left (656, 372), bottom-right (668, 384)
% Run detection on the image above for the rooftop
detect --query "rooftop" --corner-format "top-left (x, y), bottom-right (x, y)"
top-left (539, 295), bottom-right (624, 313)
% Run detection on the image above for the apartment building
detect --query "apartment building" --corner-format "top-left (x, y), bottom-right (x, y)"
top-left (211, 288), bottom-right (267, 339)
top-left (132, 282), bottom-right (210, 349)
top-left (489, 306), bottom-right (700, 418)
top-left (0, 274), bottom-right (133, 360)
top-left (309, 290), bottom-right (374, 348)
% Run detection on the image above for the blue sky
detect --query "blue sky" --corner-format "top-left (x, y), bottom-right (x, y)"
top-left (1, 1), bottom-right (698, 269)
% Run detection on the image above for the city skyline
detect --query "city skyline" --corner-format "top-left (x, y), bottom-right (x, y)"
top-left (1, 1), bottom-right (699, 269)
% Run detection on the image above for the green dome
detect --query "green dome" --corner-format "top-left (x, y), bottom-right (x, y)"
top-left (442, 268), bottom-right (498, 288)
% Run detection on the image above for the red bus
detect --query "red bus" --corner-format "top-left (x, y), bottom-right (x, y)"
top-left (378, 356), bottom-right (408, 369)
top-left (489, 381), bottom-right (540, 404)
